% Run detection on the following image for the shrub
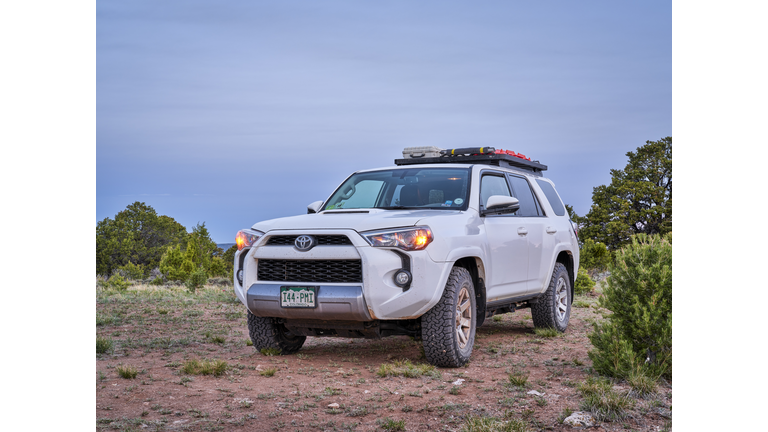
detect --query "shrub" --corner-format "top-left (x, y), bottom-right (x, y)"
top-left (159, 244), bottom-right (190, 282)
top-left (116, 261), bottom-right (146, 280)
top-left (462, 415), bottom-right (528, 432)
top-left (208, 256), bottom-right (227, 278)
top-left (117, 365), bottom-right (138, 379)
top-left (260, 367), bottom-right (277, 377)
top-left (574, 267), bottom-right (596, 295)
top-left (377, 417), bottom-right (406, 431)
top-left (507, 371), bottom-right (529, 388)
top-left (96, 336), bottom-right (113, 354)
top-left (577, 376), bottom-right (633, 421)
top-left (588, 233), bottom-right (672, 379)
top-left (106, 274), bottom-right (129, 291)
top-left (534, 327), bottom-right (559, 338)
top-left (159, 223), bottom-right (222, 282)
top-left (182, 359), bottom-right (228, 376)
top-left (185, 268), bottom-right (207, 292)
top-left (579, 239), bottom-right (611, 272)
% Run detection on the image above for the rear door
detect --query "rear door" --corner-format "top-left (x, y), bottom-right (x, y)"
top-left (506, 174), bottom-right (549, 294)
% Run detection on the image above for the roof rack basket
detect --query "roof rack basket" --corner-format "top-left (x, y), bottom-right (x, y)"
top-left (394, 153), bottom-right (547, 175)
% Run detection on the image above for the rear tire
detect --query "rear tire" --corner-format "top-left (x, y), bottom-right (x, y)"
top-left (247, 310), bottom-right (306, 354)
top-left (531, 263), bottom-right (571, 332)
top-left (421, 266), bottom-right (476, 367)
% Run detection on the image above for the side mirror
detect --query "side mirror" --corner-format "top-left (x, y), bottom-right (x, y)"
top-left (481, 196), bottom-right (520, 216)
top-left (307, 200), bottom-right (324, 214)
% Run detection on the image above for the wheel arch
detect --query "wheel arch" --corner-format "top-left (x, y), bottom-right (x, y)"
top-left (452, 256), bottom-right (487, 327)
top-left (555, 251), bottom-right (575, 302)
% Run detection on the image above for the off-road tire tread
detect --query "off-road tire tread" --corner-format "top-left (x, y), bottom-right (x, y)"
top-left (247, 310), bottom-right (306, 354)
top-left (421, 266), bottom-right (475, 368)
top-left (531, 262), bottom-right (570, 332)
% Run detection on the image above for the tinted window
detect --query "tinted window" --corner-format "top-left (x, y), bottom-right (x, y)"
top-left (508, 175), bottom-right (541, 217)
top-left (480, 174), bottom-right (511, 208)
top-left (536, 179), bottom-right (566, 216)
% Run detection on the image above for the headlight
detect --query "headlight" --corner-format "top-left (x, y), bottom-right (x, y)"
top-left (362, 226), bottom-right (433, 251)
top-left (235, 229), bottom-right (264, 251)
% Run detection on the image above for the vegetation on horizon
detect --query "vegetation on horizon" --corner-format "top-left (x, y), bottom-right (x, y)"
top-left (96, 202), bottom-right (235, 288)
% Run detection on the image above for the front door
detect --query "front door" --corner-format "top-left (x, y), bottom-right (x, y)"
top-left (480, 172), bottom-right (529, 302)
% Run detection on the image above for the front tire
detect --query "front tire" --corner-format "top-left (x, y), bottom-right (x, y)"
top-left (531, 262), bottom-right (571, 332)
top-left (421, 266), bottom-right (476, 367)
top-left (247, 310), bottom-right (306, 354)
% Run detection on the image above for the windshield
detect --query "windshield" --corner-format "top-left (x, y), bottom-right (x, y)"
top-left (325, 168), bottom-right (471, 211)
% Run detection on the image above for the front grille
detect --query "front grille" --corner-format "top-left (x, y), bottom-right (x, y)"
top-left (266, 235), bottom-right (353, 246)
top-left (257, 259), bottom-right (362, 283)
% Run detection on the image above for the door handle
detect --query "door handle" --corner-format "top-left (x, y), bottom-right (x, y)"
top-left (517, 227), bottom-right (528, 236)
top-left (546, 227), bottom-right (557, 234)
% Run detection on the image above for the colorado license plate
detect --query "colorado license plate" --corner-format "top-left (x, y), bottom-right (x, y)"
top-left (280, 286), bottom-right (317, 308)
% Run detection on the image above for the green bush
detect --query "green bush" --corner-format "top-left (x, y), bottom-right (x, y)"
top-left (185, 268), bottom-right (207, 292)
top-left (208, 256), bottom-right (227, 278)
top-left (574, 267), bottom-right (595, 295)
top-left (116, 261), bottom-right (145, 280)
top-left (106, 274), bottom-right (129, 291)
top-left (96, 336), bottom-right (113, 354)
top-left (579, 239), bottom-right (611, 272)
top-left (159, 223), bottom-right (222, 282)
top-left (159, 244), bottom-right (190, 282)
top-left (588, 233), bottom-right (672, 379)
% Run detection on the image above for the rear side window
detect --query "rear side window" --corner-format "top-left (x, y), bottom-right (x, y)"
top-left (536, 179), bottom-right (566, 216)
top-left (508, 175), bottom-right (541, 217)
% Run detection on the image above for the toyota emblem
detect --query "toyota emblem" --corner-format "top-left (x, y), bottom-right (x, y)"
top-left (295, 235), bottom-right (315, 251)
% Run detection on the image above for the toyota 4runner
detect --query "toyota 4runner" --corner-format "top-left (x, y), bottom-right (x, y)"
top-left (233, 147), bottom-right (579, 367)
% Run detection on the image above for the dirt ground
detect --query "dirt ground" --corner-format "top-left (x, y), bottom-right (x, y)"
top-left (96, 283), bottom-right (671, 431)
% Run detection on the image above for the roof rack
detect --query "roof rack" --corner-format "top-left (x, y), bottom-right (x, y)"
top-left (395, 149), bottom-right (547, 175)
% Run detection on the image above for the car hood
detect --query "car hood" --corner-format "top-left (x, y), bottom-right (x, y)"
top-left (252, 209), bottom-right (463, 233)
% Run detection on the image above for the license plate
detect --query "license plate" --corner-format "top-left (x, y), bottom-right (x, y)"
top-left (280, 286), bottom-right (317, 308)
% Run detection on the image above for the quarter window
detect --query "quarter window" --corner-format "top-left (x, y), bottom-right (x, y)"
top-left (536, 179), bottom-right (566, 216)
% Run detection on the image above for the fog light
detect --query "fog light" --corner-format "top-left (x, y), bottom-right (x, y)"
top-left (237, 269), bottom-right (244, 286)
top-left (394, 269), bottom-right (412, 287)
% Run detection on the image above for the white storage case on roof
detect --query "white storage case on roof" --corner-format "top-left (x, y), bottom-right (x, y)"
top-left (402, 146), bottom-right (445, 159)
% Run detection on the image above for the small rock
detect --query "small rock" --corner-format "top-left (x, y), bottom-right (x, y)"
top-left (452, 378), bottom-right (465, 386)
top-left (328, 403), bottom-right (340, 409)
top-left (527, 390), bottom-right (544, 396)
top-left (563, 411), bottom-right (595, 428)
top-left (143, 402), bottom-right (149, 406)
top-left (364, 390), bottom-right (370, 394)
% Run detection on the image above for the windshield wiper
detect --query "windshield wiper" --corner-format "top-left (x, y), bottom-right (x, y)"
top-left (378, 206), bottom-right (422, 210)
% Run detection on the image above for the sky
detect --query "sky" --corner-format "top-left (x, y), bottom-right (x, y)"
top-left (97, 1), bottom-right (671, 243)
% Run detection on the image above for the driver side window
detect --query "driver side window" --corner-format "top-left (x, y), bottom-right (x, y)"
top-left (480, 174), bottom-right (511, 209)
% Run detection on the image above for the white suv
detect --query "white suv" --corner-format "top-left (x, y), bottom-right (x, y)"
top-left (233, 149), bottom-right (579, 367)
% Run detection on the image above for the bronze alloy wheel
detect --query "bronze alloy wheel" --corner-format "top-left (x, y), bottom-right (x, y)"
top-left (456, 286), bottom-right (472, 349)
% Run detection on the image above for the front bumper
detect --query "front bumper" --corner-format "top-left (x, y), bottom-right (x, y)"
top-left (234, 229), bottom-right (452, 321)
top-left (246, 284), bottom-right (372, 321)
